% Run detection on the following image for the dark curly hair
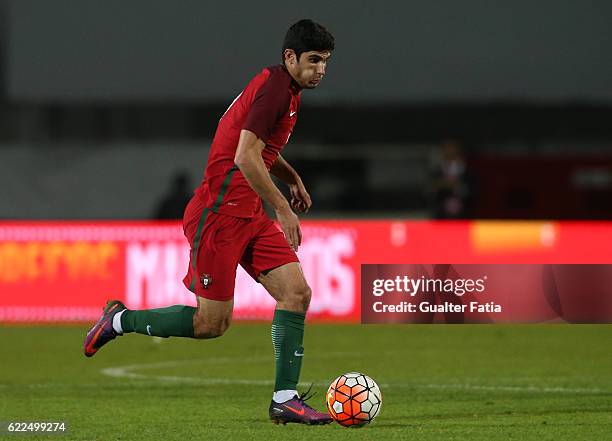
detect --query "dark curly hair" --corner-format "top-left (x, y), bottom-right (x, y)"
top-left (282, 19), bottom-right (335, 62)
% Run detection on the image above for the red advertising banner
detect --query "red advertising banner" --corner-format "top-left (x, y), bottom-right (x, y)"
top-left (361, 264), bottom-right (612, 324)
top-left (0, 220), bottom-right (611, 323)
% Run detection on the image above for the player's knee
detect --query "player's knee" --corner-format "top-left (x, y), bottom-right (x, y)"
top-left (292, 283), bottom-right (312, 312)
top-left (207, 322), bottom-right (229, 339)
top-left (194, 321), bottom-right (229, 339)
top-left (193, 315), bottom-right (231, 339)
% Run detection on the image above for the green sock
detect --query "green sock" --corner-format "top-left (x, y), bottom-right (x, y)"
top-left (272, 309), bottom-right (306, 391)
top-left (121, 305), bottom-right (196, 338)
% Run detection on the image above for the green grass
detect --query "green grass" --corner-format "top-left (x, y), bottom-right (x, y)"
top-left (1, 324), bottom-right (611, 440)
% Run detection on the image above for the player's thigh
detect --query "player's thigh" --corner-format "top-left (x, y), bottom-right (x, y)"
top-left (257, 262), bottom-right (311, 310)
top-left (193, 295), bottom-right (234, 338)
top-left (185, 210), bottom-right (250, 301)
top-left (239, 216), bottom-right (308, 308)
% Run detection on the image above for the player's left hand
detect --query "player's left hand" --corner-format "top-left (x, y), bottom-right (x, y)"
top-left (290, 181), bottom-right (312, 214)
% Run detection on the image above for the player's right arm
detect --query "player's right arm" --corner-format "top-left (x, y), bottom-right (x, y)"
top-left (234, 129), bottom-right (301, 250)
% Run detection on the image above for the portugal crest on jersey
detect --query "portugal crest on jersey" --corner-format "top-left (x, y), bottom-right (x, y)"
top-left (200, 274), bottom-right (212, 289)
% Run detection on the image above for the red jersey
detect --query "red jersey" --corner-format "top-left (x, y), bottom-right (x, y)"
top-left (196, 64), bottom-right (302, 218)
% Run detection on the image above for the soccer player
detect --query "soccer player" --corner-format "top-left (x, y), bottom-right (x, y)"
top-left (83, 19), bottom-right (335, 425)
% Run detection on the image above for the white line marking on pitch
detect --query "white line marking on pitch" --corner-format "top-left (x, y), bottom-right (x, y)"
top-left (100, 359), bottom-right (609, 395)
top-left (418, 383), bottom-right (606, 394)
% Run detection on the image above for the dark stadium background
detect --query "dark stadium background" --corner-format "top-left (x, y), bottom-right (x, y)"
top-left (0, 0), bottom-right (611, 221)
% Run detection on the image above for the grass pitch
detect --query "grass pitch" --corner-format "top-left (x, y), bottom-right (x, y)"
top-left (1, 324), bottom-right (611, 440)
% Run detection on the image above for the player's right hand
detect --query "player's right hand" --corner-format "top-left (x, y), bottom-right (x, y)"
top-left (275, 206), bottom-right (302, 251)
top-left (289, 182), bottom-right (312, 214)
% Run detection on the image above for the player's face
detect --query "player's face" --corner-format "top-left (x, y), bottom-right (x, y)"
top-left (287, 50), bottom-right (332, 89)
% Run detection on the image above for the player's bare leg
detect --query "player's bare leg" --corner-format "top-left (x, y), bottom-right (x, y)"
top-left (192, 296), bottom-right (233, 339)
top-left (260, 262), bottom-right (311, 312)
top-left (259, 262), bottom-right (332, 425)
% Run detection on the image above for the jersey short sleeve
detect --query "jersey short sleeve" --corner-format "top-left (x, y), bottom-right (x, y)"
top-left (242, 69), bottom-right (292, 142)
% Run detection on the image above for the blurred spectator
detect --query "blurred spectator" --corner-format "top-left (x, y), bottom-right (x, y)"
top-left (429, 140), bottom-right (476, 219)
top-left (153, 171), bottom-right (193, 219)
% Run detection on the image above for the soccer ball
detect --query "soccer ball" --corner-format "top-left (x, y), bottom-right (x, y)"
top-left (326, 372), bottom-right (382, 427)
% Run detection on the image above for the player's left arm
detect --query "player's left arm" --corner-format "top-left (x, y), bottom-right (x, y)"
top-left (270, 155), bottom-right (312, 213)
